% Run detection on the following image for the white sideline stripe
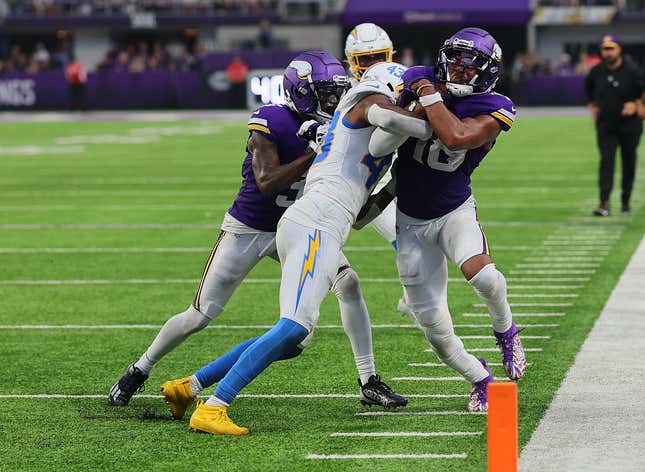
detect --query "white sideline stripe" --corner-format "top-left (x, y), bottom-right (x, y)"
top-left (463, 313), bottom-right (565, 318)
top-left (509, 270), bottom-right (596, 274)
top-left (506, 277), bottom-right (590, 282)
top-left (409, 362), bottom-right (533, 367)
top-left (515, 264), bottom-right (599, 268)
top-left (543, 242), bottom-right (613, 247)
top-left (520, 234), bottom-right (645, 472)
top-left (330, 431), bottom-right (482, 437)
top-left (508, 285), bottom-right (583, 290)
top-left (473, 303), bottom-right (573, 307)
top-left (507, 294), bottom-right (579, 298)
top-left (0, 393), bottom-right (467, 399)
top-left (356, 411), bottom-right (486, 416)
top-left (307, 453), bottom-right (468, 460)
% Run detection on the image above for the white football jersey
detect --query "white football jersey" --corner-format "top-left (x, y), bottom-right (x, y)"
top-left (281, 80), bottom-right (395, 243)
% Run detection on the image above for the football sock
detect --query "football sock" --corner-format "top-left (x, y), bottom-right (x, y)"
top-left (134, 306), bottom-right (211, 375)
top-left (331, 267), bottom-right (376, 385)
top-left (189, 375), bottom-right (203, 396)
top-left (205, 396), bottom-right (229, 407)
top-left (418, 306), bottom-right (489, 384)
top-left (468, 263), bottom-right (513, 333)
top-left (194, 337), bottom-right (259, 389)
top-left (214, 318), bottom-right (308, 404)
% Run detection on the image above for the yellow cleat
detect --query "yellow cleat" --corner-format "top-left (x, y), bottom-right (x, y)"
top-left (160, 377), bottom-right (196, 420)
top-left (189, 400), bottom-right (249, 436)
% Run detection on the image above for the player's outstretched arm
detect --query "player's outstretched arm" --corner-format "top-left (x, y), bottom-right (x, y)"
top-left (410, 80), bottom-right (501, 151)
top-left (249, 131), bottom-right (316, 195)
top-left (344, 94), bottom-right (431, 141)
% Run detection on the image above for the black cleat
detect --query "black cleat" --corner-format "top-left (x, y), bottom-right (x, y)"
top-left (359, 374), bottom-right (408, 408)
top-left (108, 363), bottom-right (149, 406)
top-left (592, 201), bottom-right (610, 217)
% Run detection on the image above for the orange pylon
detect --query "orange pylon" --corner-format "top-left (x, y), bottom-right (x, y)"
top-left (487, 382), bottom-right (518, 472)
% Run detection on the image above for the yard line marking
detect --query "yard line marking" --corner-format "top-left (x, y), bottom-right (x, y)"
top-left (408, 363), bottom-right (532, 367)
top-left (460, 335), bottom-right (550, 339)
top-left (506, 277), bottom-right (590, 282)
top-left (463, 313), bottom-right (565, 318)
top-left (515, 263), bottom-right (599, 268)
top-left (507, 285), bottom-right (583, 290)
top-left (509, 270), bottom-right (595, 274)
top-left (430, 347), bottom-right (543, 353)
top-left (307, 454), bottom-right (468, 460)
top-left (0, 393), bottom-right (468, 399)
top-left (523, 257), bottom-right (603, 262)
top-left (0, 246), bottom-right (396, 254)
top-left (356, 411), bottom-right (487, 416)
top-left (0, 323), bottom-right (558, 330)
top-left (392, 377), bottom-right (467, 381)
top-left (473, 303), bottom-right (573, 307)
top-left (0, 278), bottom-right (473, 285)
top-left (507, 294), bottom-right (578, 298)
top-left (0, 324), bottom-right (419, 330)
top-left (330, 431), bottom-right (482, 437)
top-left (453, 324), bottom-right (559, 328)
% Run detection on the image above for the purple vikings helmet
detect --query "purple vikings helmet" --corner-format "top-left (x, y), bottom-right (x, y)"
top-left (283, 51), bottom-right (349, 122)
top-left (436, 27), bottom-right (503, 97)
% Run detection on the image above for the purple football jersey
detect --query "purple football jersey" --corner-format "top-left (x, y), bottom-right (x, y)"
top-left (397, 68), bottom-right (516, 220)
top-left (228, 105), bottom-right (309, 232)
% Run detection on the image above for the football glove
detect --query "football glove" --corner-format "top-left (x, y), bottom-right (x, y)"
top-left (298, 120), bottom-right (329, 154)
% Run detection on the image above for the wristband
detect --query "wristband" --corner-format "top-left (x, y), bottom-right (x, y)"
top-left (419, 92), bottom-right (443, 107)
top-left (415, 84), bottom-right (435, 95)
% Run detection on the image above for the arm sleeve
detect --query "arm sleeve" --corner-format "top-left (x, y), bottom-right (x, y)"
top-left (366, 104), bottom-right (432, 140)
top-left (369, 128), bottom-right (410, 157)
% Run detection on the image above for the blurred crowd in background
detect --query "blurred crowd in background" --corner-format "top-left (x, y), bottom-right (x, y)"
top-left (0, 0), bottom-right (279, 17)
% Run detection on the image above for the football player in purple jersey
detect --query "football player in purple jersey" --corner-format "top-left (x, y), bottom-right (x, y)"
top-left (108, 51), bottom-right (407, 416)
top-left (357, 28), bottom-right (526, 412)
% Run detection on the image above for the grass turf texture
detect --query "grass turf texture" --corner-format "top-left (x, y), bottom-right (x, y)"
top-left (0, 115), bottom-right (643, 471)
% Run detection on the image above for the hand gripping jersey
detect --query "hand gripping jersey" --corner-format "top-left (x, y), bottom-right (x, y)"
top-left (397, 68), bottom-right (515, 220)
top-left (282, 80), bottom-right (396, 243)
top-left (228, 105), bottom-right (309, 232)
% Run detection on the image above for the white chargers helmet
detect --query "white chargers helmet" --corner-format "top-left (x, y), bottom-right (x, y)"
top-left (360, 62), bottom-right (407, 100)
top-left (345, 23), bottom-right (394, 80)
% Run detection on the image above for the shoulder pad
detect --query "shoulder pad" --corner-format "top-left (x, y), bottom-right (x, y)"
top-left (248, 105), bottom-right (293, 140)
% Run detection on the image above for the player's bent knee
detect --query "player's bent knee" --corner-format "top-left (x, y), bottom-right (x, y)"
top-left (177, 306), bottom-right (211, 335)
top-left (468, 263), bottom-right (506, 297)
top-left (330, 266), bottom-right (362, 300)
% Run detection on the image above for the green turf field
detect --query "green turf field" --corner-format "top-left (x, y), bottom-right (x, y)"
top-left (0, 115), bottom-right (643, 471)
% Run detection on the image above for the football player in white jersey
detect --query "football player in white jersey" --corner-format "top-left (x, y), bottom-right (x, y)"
top-left (184, 62), bottom-right (432, 435)
top-left (345, 22), bottom-right (414, 318)
top-left (108, 51), bottom-right (405, 412)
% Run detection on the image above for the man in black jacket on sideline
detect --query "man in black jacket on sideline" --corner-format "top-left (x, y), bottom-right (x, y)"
top-left (585, 35), bottom-right (645, 216)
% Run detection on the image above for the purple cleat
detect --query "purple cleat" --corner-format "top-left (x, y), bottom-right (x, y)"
top-left (494, 321), bottom-right (527, 380)
top-left (468, 358), bottom-right (493, 412)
